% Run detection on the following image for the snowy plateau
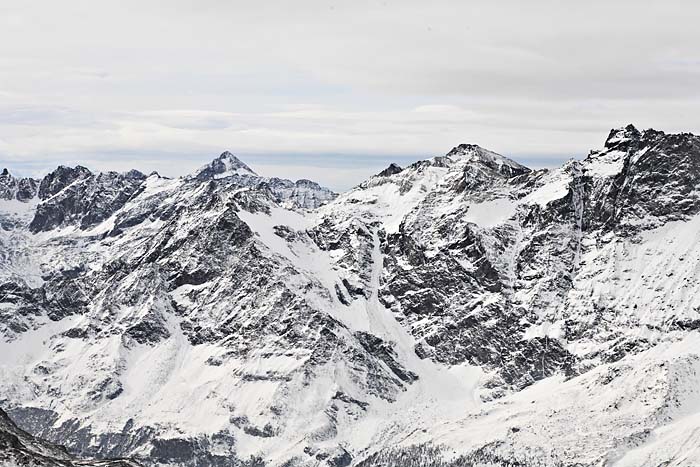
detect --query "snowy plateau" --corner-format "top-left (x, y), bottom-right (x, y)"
top-left (2, 125), bottom-right (700, 466)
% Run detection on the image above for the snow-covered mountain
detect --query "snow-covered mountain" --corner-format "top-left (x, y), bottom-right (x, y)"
top-left (2, 127), bottom-right (700, 466)
top-left (0, 406), bottom-right (139, 466)
top-left (192, 152), bottom-right (337, 209)
top-left (0, 169), bottom-right (38, 203)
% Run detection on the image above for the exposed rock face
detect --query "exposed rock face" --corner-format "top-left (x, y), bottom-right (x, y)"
top-left (265, 178), bottom-right (336, 210)
top-left (0, 168), bottom-right (39, 202)
top-left (0, 406), bottom-right (139, 466)
top-left (3, 128), bottom-right (700, 466)
top-left (194, 152), bottom-right (257, 180)
top-left (30, 167), bottom-right (147, 232)
top-left (192, 152), bottom-right (337, 209)
top-left (376, 164), bottom-right (403, 178)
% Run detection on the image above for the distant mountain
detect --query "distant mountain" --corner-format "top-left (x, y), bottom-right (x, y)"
top-left (0, 168), bottom-right (38, 202)
top-left (193, 151), bottom-right (257, 180)
top-left (192, 151), bottom-right (337, 209)
top-left (2, 128), bottom-right (700, 466)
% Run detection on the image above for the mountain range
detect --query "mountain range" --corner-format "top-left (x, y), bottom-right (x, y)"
top-left (2, 124), bottom-right (700, 466)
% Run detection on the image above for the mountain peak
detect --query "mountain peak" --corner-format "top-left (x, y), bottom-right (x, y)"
top-left (603, 125), bottom-right (671, 153)
top-left (377, 163), bottom-right (403, 177)
top-left (0, 168), bottom-right (39, 202)
top-left (37, 165), bottom-right (92, 200)
top-left (605, 124), bottom-right (642, 148)
top-left (195, 151), bottom-right (257, 180)
top-left (445, 143), bottom-right (530, 177)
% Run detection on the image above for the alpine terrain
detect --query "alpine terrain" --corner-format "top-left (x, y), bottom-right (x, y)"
top-left (3, 125), bottom-right (700, 466)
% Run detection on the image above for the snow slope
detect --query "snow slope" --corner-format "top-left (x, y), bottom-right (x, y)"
top-left (2, 126), bottom-right (700, 466)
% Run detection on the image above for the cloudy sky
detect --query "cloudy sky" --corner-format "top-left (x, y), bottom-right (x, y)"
top-left (1, 0), bottom-right (699, 190)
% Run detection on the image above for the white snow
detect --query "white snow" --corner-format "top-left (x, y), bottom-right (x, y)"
top-left (585, 150), bottom-right (627, 177)
top-left (4, 135), bottom-right (700, 466)
top-left (522, 170), bottom-right (572, 207)
top-left (464, 198), bottom-right (518, 227)
top-left (0, 197), bottom-right (39, 216)
top-left (566, 214), bottom-right (700, 337)
top-left (523, 320), bottom-right (565, 340)
top-left (237, 206), bottom-right (312, 261)
top-left (214, 169), bottom-right (255, 179)
top-left (320, 164), bottom-right (448, 234)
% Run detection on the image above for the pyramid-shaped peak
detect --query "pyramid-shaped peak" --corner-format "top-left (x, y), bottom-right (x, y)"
top-left (215, 151), bottom-right (256, 174)
top-left (195, 151), bottom-right (257, 180)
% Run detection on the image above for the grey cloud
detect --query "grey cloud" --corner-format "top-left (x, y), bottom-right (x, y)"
top-left (0, 0), bottom-right (698, 191)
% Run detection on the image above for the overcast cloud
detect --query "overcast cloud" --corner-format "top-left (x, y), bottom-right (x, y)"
top-left (1, 0), bottom-right (699, 190)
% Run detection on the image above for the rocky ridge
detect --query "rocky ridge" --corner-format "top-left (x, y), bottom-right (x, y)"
top-left (2, 127), bottom-right (700, 466)
top-left (0, 406), bottom-right (139, 467)
top-left (0, 169), bottom-right (38, 203)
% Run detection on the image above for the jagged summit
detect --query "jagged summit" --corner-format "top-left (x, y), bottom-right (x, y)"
top-left (195, 151), bottom-right (257, 180)
top-left (601, 124), bottom-right (684, 152)
top-left (0, 167), bottom-right (38, 202)
top-left (5, 126), bottom-right (700, 466)
top-left (605, 123), bottom-right (641, 143)
top-left (604, 124), bottom-right (648, 149)
top-left (589, 124), bottom-right (698, 171)
top-left (37, 165), bottom-right (92, 200)
top-left (190, 151), bottom-right (335, 208)
top-left (444, 143), bottom-right (530, 177)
